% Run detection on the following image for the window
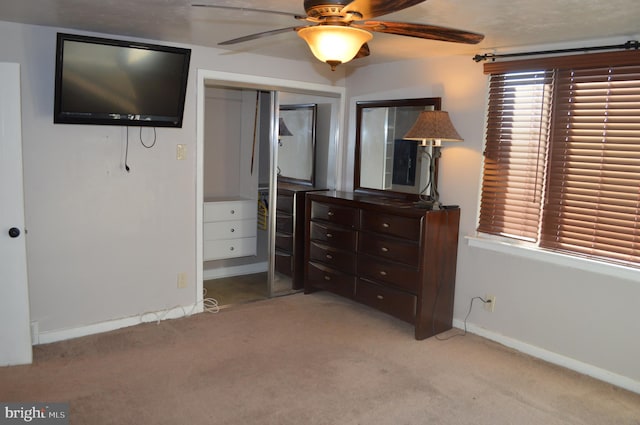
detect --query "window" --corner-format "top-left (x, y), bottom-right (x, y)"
top-left (479, 70), bottom-right (554, 241)
top-left (478, 51), bottom-right (640, 268)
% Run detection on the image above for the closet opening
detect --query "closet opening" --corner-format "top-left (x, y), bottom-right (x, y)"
top-left (195, 71), bottom-right (344, 310)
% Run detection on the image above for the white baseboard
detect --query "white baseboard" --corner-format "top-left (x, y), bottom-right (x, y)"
top-left (203, 261), bottom-right (268, 280)
top-left (36, 262), bottom-right (268, 345)
top-left (453, 319), bottom-right (640, 395)
top-left (37, 302), bottom-right (201, 345)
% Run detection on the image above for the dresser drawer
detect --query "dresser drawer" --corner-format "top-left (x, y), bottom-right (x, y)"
top-left (310, 201), bottom-right (359, 228)
top-left (277, 192), bottom-right (294, 214)
top-left (358, 232), bottom-right (420, 266)
top-left (275, 251), bottom-right (293, 276)
top-left (357, 255), bottom-right (419, 293)
top-left (204, 200), bottom-right (254, 222)
top-left (360, 210), bottom-right (422, 241)
top-left (203, 237), bottom-right (256, 261)
top-left (307, 261), bottom-right (355, 298)
top-left (309, 241), bottom-right (357, 274)
top-left (276, 213), bottom-right (293, 233)
top-left (204, 219), bottom-right (256, 240)
top-left (275, 232), bottom-right (293, 252)
top-left (355, 279), bottom-right (416, 324)
top-left (310, 221), bottom-right (357, 251)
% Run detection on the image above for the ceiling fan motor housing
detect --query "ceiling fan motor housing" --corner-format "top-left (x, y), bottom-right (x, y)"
top-left (304, 0), bottom-right (355, 19)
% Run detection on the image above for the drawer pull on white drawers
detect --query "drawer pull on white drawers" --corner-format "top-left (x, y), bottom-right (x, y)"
top-left (381, 247), bottom-right (389, 252)
top-left (324, 275), bottom-right (331, 281)
top-left (380, 271), bottom-right (387, 276)
top-left (376, 294), bottom-right (384, 300)
top-left (230, 228), bottom-right (235, 233)
top-left (230, 246), bottom-right (235, 251)
top-left (230, 209), bottom-right (235, 214)
top-left (326, 254), bottom-right (333, 260)
top-left (382, 223), bottom-right (390, 228)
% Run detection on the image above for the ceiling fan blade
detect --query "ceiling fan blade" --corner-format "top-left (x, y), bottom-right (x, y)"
top-left (218, 26), bottom-right (304, 45)
top-left (341, 0), bottom-right (426, 20)
top-left (353, 21), bottom-right (484, 44)
top-left (191, 4), bottom-right (306, 20)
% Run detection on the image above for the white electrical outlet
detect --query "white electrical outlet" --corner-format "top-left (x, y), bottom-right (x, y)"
top-left (176, 144), bottom-right (186, 160)
top-left (484, 295), bottom-right (496, 312)
top-left (177, 272), bottom-right (188, 289)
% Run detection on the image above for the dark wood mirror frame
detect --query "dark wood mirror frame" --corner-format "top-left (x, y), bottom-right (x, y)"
top-left (354, 97), bottom-right (442, 199)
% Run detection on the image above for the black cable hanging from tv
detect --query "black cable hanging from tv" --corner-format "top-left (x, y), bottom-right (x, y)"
top-left (473, 39), bottom-right (640, 62)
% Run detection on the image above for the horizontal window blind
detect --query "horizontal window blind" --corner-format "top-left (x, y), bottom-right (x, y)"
top-left (541, 65), bottom-right (640, 265)
top-left (478, 71), bottom-right (554, 241)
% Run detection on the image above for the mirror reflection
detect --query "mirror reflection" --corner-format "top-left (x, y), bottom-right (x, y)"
top-left (355, 98), bottom-right (441, 196)
top-left (278, 104), bottom-right (316, 186)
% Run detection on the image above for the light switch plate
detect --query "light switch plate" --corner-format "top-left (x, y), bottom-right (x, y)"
top-left (176, 144), bottom-right (186, 160)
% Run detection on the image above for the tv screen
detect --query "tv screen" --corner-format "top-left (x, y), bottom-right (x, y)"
top-left (54, 33), bottom-right (191, 127)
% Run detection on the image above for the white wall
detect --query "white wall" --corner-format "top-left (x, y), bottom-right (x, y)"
top-left (0, 20), bottom-right (342, 338)
top-left (203, 86), bottom-right (247, 200)
top-left (345, 49), bottom-right (640, 391)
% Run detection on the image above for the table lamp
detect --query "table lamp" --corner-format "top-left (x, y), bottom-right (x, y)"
top-left (404, 110), bottom-right (463, 210)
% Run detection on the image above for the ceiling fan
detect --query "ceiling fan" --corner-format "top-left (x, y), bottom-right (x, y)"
top-left (192, 0), bottom-right (484, 70)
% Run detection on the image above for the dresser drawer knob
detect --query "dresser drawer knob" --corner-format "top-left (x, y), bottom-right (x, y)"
top-left (381, 247), bottom-right (389, 252)
top-left (230, 209), bottom-right (235, 214)
top-left (324, 275), bottom-right (331, 281)
top-left (326, 254), bottom-right (333, 260)
top-left (230, 228), bottom-right (235, 233)
top-left (376, 294), bottom-right (384, 300)
top-left (327, 211), bottom-right (334, 217)
top-left (326, 233), bottom-right (333, 238)
top-left (382, 222), bottom-right (390, 228)
top-left (379, 271), bottom-right (387, 276)
top-left (230, 246), bottom-right (235, 251)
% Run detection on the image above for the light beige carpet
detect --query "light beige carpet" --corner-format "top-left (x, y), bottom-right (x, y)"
top-left (1, 292), bottom-right (639, 424)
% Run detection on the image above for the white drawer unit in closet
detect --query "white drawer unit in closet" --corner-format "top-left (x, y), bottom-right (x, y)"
top-left (203, 198), bottom-right (257, 261)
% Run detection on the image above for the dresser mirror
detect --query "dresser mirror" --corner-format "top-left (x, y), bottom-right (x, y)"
top-left (278, 103), bottom-right (317, 186)
top-left (354, 97), bottom-right (441, 197)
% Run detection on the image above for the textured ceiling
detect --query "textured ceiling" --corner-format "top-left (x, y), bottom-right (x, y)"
top-left (1, 0), bottom-right (639, 67)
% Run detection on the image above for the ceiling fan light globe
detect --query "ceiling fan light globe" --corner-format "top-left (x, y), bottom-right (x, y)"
top-left (298, 26), bottom-right (372, 68)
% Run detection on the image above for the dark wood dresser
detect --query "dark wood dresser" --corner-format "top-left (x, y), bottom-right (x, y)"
top-left (304, 190), bottom-right (460, 340)
top-left (275, 183), bottom-right (324, 290)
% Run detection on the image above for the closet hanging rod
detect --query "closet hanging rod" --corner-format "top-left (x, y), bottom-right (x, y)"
top-left (473, 40), bottom-right (640, 62)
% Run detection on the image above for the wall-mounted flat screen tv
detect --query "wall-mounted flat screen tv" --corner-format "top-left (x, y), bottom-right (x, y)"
top-left (54, 33), bottom-right (191, 127)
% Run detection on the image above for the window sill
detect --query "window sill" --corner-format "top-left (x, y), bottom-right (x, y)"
top-left (466, 234), bottom-right (639, 282)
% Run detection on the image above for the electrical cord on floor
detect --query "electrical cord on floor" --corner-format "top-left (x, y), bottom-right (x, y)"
top-left (202, 288), bottom-right (220, 314)
top-left (435, 296), bottom-right (491, 341)
top-left (139, 288), bottom-right (219, 325)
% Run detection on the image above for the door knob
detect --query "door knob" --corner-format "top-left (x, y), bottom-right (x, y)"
top-left (8, 227), bottom-right (20, 238)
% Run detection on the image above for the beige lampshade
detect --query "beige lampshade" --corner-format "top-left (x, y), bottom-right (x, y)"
top-left (297, 25), bottom-right (372, 70)
top-left (404, 110), bottom-right (463, 145)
